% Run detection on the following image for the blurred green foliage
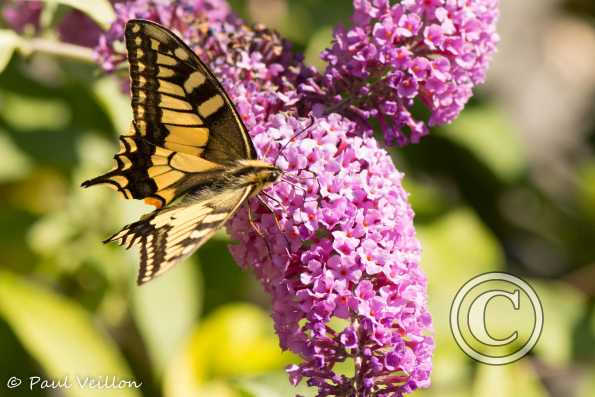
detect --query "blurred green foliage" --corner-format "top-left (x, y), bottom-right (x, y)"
top-left (0, 1), bottom-right (594, 397)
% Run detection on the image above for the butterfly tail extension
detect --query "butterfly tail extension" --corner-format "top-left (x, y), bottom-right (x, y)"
top-left (103, 213), bottom-right (151, 247)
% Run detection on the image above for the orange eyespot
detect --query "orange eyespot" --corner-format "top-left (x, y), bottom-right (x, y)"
top-left (144, 197), bottom-right (163, 209)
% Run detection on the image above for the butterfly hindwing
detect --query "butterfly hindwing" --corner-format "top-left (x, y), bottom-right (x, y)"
top-left (107, 185), bottom-right (253, 284)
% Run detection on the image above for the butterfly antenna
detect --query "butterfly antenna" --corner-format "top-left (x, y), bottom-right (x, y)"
top-left (247, 200), bottom-right (288, 264)
top-left (260, 191), bottom-right (287, 212)
top-left (280, 177), bottom-right (308, 193)
top-left (273, 113), bottom-right (315, 166)
top-left (247, 203), bottom-right (271, 252)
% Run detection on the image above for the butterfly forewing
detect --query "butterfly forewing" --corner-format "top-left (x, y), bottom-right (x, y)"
top-left (82, 19), bottom-right (257, 208)
top-left (126, 20), bottom-right (256, 163)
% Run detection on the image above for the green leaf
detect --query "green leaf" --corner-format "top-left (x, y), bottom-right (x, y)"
top-left (402, 178), bottom-right (450, 218)
top-left (415, 208), bottom-right (504, 392)
top-left (92, 77), bottom-right (132, 133)
top-left (418, 208), bottom-right (504, 335)
top-left (0, 30), bottom-right (19, 74)
top-left (304, 26), bottom-right (333, 72)
top-left (39, 0), bottom-right (115, 29)
top-left (577, 160), bottom-right (595, 223)
top-left (0, 91), bottom-right (71, 131)
top-left (418, 208), bottom-right (504, 290)
top-left (577, 366), bottom-right (595, 397)
top-left (531, 280), bottom-right (586, 366)
top-left (131, 259), bottom-right (202, 376)
top-left (164, 304), bottom-right (294, 397)
top-left (441, 106), bottom-right (527, 181)
top-left (0, 132), bottom-right (33, 182)
top-left (235, 381), bottom-right (279, 397)
top-left (472, 361), bottom-right (548, 397)
top-left (234, 372), bottom-right (316, 397)
top-left (0, 271), bottom-right (141, 397)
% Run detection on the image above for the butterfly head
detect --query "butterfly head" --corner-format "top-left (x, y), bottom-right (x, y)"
top-left (263, 166), bottom-right (283, 185)
top-left (235, 159), bottom-right (282, 191)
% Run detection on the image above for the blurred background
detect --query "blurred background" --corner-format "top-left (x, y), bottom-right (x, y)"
top-left (0, 0), bottom-right (594, 396)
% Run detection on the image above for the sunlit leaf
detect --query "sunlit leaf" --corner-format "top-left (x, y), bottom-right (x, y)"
top-left (132, 259), bottom-right (203, 376)
top-left (531, 280), bottom-right (586, 366)
top-left (415, 208), bottom-right (504, 391)
top-left (0, 30), bottom-right (19, 74)
top-left (235, 379), bottom-right (282, 397)
top-left (164, 304), bottom-right (293, 397)
top-left (39, 0), bottom-right (115, 29)
top-left (92, 77), bottom-right (131, 133)
top-left (0, 271), bottom-right (141, 397)
top-left (576, 366), bottom-right (595, 397)
top-left (276, 2), bottom-right (311, 43)
top-left (304, 26), bottom-right (332, 71)
top-left (28, 210), bottom-right (75, 255)
top-left (577, 160), bottom-right (595, 223)
top-left (0, 91), bottom-right (71, 131)
top-left (421, 337), bottom-right (473, 396)
top-left (441, 106), bottom-right (527, 181)
top-left (234, 372), bottom-right (316, 397)
top-left (0, 132), bottom-right (33, 182)
top-left (472, 361), bottom-right (548, 397)
top-left (418, 208), bottom-right (504, 334)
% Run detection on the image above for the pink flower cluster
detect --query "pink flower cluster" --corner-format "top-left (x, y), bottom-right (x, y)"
top-left (1, 0), bottom-right (102, 47)
top-left (305, 0), bottom-right (500, 145)
top-left (229, 114), bottom-right (433, 396)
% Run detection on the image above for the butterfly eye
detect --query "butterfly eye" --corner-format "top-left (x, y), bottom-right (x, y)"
top-left (272, 170), bottom-right (282, 182)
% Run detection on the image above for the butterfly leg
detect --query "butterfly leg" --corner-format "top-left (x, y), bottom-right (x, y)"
top-left (256, 195), bottom-right (292, 259)
top-left (247, 203), bottom-right (265, 238)
top-left (299, 169), bottom-right (322, 201)
top-left (247, 202), bottom-right (276, 264)
top-left (271, 113), bottom-right (316, 166)
top-left (257, 193), bottom-right (284, 232)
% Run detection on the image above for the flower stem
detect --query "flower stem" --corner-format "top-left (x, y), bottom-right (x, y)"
top-left (16, 37), bottom-right (96, 64)
top-left (352, 317), bottom-right (365, 395)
